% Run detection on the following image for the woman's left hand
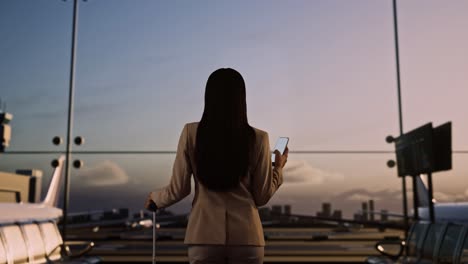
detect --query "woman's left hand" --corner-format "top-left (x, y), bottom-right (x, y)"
top-left (144, 192), bottom-right (158, 212)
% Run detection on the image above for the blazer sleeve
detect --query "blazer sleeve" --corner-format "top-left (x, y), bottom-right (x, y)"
top-left (251, 131), bottom-right (283, 207)
top-left (151, 124), bottom-right (193, 208)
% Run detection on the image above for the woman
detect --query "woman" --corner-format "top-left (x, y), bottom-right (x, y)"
top-left (145, 68), bottom-right (288, 264)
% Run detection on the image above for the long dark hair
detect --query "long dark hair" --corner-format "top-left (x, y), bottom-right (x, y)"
top-left (195, 68), bottom-right (255, 191)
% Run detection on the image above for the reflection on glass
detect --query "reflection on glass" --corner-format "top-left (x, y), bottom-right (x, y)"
top-left (399, 1), bottom-right (468, 149)
top-left (438, 225), bottom-right (463, 263)
top-left (0, 154), bottom-right (63, 203)
top-left (0, 1), bottom-right (71, 151)
top-left (407, 222), bottom-right (429, 256)
top-left (63, 153), bottom-right (403, 221)
top-left (72, 1), bottom-right (397, 151)
top-left (421, 224), bottom-right (444, 258)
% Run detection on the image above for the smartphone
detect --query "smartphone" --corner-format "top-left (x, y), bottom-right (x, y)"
top-left (272, 137), bottom-right (289, 165)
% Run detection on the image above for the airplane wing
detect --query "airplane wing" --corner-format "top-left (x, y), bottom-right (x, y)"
top-left (0, 203), bottom-right (62, 223)
top-left (0, 155), bottom-right (65, 224)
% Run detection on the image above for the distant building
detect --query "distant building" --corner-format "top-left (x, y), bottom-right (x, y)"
top-left (102, 211), bottom-right (114, 220)
top-left (322, 203), bottom-right (331, 218)
top-left (90, 211), bottom-right (102, 221)
top-left (106, 208), bottom-right (129, 219)
top-left (332, 210), bottom-right (342, 219)
top-left (361, 202), bottom-right (368, 221)
top-left (381, 209), bottom-right (389, 222)
top-left (271, 205), bottom-right (282, 216)
top-left (284, 205), bottom-right (291, 215)
top-left (258, 207), bottom-right (271, 220)
top-left (69, 214), bottom-right (90, 224)
top-left (156, 208), bottom-right (174, 216)
top-left (353, 213), bottom-right (362, 221)
top-left (317, 202), bottom-right (335, 218)
top-left (133, 210), bottom-right (150, 219)
top-left (316, 202), bottom-right (331, 218)
top-left (102, 209), bottom-right (124, 220)
top-left (119, 208), bottom-right (129, 218)
top-left (369, 200), bottom-right (375, 221)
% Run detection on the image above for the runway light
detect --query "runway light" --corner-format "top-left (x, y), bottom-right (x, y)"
top-left (92, 226), bottom-right (99, 233)
top-left (156, 223), bottom-right (161, 229)
top-left (377, 245), bottom-right (384, 252)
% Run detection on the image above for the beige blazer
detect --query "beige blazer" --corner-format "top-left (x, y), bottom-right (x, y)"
top-left (151, 122), bottom-right (283, 246)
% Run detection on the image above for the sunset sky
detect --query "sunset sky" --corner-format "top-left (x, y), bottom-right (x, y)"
top-left (1, 0), bottom-right (468, 217)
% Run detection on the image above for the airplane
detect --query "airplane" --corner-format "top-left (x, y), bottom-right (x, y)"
top-left (0, 155), bottom-right (65, 223)
top-left (271, 174), bottom-right (468, 234)
top-left (0, 155), bottom-right (100, 264)
top-left (354, 175), bottom-right (468, 225)
top-left (415, 175), bottom-right (468, 223)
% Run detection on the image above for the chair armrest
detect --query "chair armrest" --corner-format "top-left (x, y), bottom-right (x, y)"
top-left (63, 241), bottom-right (95, 258)
top-left (375, 239), bottom-right (405, 261)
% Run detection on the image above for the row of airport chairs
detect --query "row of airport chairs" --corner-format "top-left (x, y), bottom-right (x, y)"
top-left (0, 220), bottom-right (99, 264)
top-left (367, 221), bottom-right (468, 264)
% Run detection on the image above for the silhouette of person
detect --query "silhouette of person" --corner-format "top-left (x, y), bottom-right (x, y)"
top-left (145, 68), bottom-right (288, 264)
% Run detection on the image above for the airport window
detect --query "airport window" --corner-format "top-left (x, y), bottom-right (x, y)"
top-left (0, 0), bottom-right (404, 221)
top-left (1, 1), bottom-right (468, 262)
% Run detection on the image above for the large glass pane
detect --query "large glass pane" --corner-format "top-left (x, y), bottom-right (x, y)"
top-left (0, 154), bottom-right (64, 203)
top-left (398, 1), bottom-right (468, 149)
top-left (67, 153), bottom-right (400, 219)
top-left (68, 154), bottom-right (191, 214)
top-left (0, 1), bottom-right (72, 151)
top-left (2, 155), bottom-right (464, 233)
top-left (272, 153), bottom-right (402, 218)
top-left (72, 0), bottom-right (399, 151)
top-left (393, 155), bottom-right (468, 222)
top-left (430, 154), bottom-right (468, 205)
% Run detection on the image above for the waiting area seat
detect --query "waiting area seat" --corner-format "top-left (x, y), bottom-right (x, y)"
top-left (0, 220), bottom-right (100, 264)
top-left (366, 222), bottom-right (468, 264)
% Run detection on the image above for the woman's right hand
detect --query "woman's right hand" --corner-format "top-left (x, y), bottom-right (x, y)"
top-left (274, 147), bottom-right (288, 169)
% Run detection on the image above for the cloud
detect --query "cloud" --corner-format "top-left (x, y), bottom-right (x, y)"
top-left (322, 189), bottom-right (468, 218)
top-left (347, 193), bottom-right (381, 202)
top-left (282, 159), bottom-right (344, 185)
top-left (328, 188), bottom-right (403, 217)
top-left (76, 160), bottom-right (129, 187)
top-left (334, 188), bottom-right (400, 203)
top-left (433, 191), bottom-right (467, 202)
top-left (434, 192), bottom-right (454, 202)
top-left (274, 188), bottom-right (404, 217)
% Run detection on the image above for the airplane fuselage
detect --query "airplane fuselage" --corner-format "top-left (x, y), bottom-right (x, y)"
top-left (418, 202), bottom-right (468, 223)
